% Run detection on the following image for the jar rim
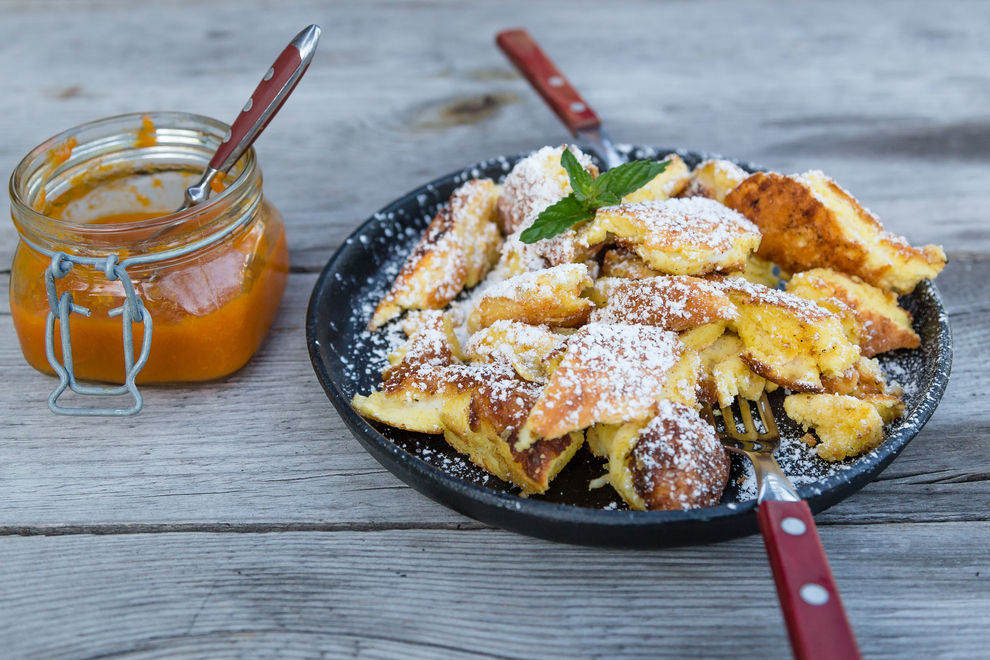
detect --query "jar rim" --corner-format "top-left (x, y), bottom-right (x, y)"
top-left (8, 111), bottom-right (258, 240)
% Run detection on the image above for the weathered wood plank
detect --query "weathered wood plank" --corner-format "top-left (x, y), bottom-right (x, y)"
top-left (1, 0), bottom-right (988, 657)
top-left (1, 525), bottom-right (987, 659)
top-left (1, 0), bottom-right (989, 272)
top-left (2, 255), bottom-right (987, 530)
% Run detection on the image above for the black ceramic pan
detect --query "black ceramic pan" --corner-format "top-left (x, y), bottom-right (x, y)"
top-left (306, 147), bottom-right (952, 548)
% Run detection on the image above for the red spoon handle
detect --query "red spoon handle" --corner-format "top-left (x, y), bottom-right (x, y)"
top-left (209, 25), bottom-right (320, 173)
top-left (495, 28), bottom-right (600, 135)
top-left (757, 500), bottom-right (861, 660)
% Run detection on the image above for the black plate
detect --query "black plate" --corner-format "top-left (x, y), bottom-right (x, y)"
top-left (306, 147), bottom-right (952, 548)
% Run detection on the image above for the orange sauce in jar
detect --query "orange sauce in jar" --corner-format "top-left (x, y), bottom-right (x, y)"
top-left (9, 112), bottom-right (289, 385)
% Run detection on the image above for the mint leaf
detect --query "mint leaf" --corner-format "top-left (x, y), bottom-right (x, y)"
top-left (593, 190), bottom-right (622, 207)
top-left (520, 152), bottom-right (671, 244)
top-left (560, 148), bottom-right (595, 201)
top-left (519, 194), bottom-right (594, 244)
top-left (594, 159), bottom-right (670, 200)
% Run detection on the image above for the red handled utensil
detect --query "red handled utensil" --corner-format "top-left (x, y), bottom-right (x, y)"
top-left (178, 24), bottom-right (321, 211)
top-left (703, 395), bottom-right (862, 660)
top-left (496, 28), bottom-right (624, 169)
top-left (500, 27), bottom-right (862, 658)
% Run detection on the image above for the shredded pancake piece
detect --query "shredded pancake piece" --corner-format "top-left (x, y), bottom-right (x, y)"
top-left (581, 197), bottom-right (762, 275)
top-left (600, 247), bottom-right (663, 279)
top-left (715, 277), bottom-right (860, 392)
top-left (783, 393), bottom-right (884, 462)
top-left (590, 275), bottom-right (737, 330)
top-left (725, 170), bottom-right (945, 293)
top-left (587, 400), bottom-right (729, 510)
top-left (679, 158), bottom-right (748, 204)
top-left (463, 320), bottom-right (565, 383)
top-left (468, 262), bottom-right (595, 332)
top-left (371, 179), bottom-right (501, 329)
top-left (517, 323), bottom-right (699, 449)
top-left (496, 145), bottom-right (597, 234)
top-left (786, 268), bottom-right (920, 357)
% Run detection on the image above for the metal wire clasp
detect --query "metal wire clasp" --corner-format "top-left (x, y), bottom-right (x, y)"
top-left (43, 252), bottom-right (153, 416)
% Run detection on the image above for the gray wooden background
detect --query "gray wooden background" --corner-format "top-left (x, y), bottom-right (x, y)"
top-left (2, 1), bottom-right (988, 658)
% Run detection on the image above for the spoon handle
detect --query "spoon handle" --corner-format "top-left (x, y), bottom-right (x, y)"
top-left (210, 24), bottom-right (321, 174)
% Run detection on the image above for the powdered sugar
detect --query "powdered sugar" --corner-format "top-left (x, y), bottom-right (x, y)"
top-left (496, 145), bottom-right (594, 233)
top-left (591, 275), bottom-right (736, 329)
top-left (632, 400), bottom-right (728, 506)
top-left (716, 276), bottom-right (834, 323)
top-left (527, 323), bottom-right (687, 437)
top-left (479, 263), bottom-right (588, 303)
top-left (605, 197), bottom-right (760, 250)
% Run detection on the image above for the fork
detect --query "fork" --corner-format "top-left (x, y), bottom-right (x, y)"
top-left (702, 394), bottom-right (861, 660)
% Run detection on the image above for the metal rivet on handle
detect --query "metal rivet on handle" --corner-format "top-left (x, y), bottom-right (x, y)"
top-left (548, 75), bottom-right (564, 87)
top-left (800, 584), bottom-right (830, 606)
top-left (243, 98), bottom-right (254, 113)
top-left (263, 67), bottom-right (274, 81)
top-left (570, 102), bottom-right (586, 113)
top-left (781, 517), bottom-right (807, 536)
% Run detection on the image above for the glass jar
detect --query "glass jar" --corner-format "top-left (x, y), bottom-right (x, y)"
top-left (9, 111), bottom-right (289, 414)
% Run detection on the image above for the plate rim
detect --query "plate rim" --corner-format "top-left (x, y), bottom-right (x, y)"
top-left (306, 147), bottom-right (953, 545)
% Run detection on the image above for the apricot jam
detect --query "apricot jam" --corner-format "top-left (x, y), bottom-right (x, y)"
top-left (9, 112), bottom-right (289, 386)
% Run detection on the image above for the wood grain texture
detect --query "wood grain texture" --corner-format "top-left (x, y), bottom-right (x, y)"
top-left (0, 256), bottom-right (986, 531)
top-left (2, 526), bottom-right (988, 659)
top-left (1, 0), bottom-right (989, 272)
top-left (1, 0), bottom-right (988, 658)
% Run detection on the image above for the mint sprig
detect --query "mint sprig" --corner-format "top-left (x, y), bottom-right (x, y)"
top-left (519, 150), bottom-right (669, 244)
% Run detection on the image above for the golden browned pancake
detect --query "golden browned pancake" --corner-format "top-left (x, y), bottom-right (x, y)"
top-left (589, 275), bottom-right (737, 330)
top-left (370, 179), bottom-right (501, 329)
top-left (463, 320), bottom-right (564, 383)
top-left (783, 393), bottom-right (884, 461)
top-left (739, 254), bottom-right (789, 288)
top-left (587, 400), bottom-right (729, 510)
top-left (725, 170), bottom-right (945, 293)
top-left (787, 268), bottom-right (920, 357)
top-left (820, 356), bottom-right (906, 423)
top-left (620, 153), bottom-right (691, 203)
top-left (354, 313), bottom-right (583, 492)
top-left (468, 263), bottom-right (595, 332)
top-left (679, 158), bottom-right (748, 204)
top-left (679, 322), bottom-right (729, 352)
top-left (496, 225), bottom-right (603, 277)
top-left (517, 323), bottom-right (699, 449)
top-left (438, 375), bottom-right (584, 495)
top-left (353, 312), bottom-right (467, 433)
top-left (496, 145), bottom-right (597, 234)
top-left (696, 332), bottom-right (777, 407)
top-left (581, 197), bottom-right (762, 275)
top-left (715, 277), bottom-right (860, 392)
top-left (600, 247), bottom-right (662, 279)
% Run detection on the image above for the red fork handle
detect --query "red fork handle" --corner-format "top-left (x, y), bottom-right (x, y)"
top-left (209, 24), bottom-right (320, 173)
top-left (495, 28), bottom-right (601, 136)
top-left (758, 500), bottom-right (861, 660)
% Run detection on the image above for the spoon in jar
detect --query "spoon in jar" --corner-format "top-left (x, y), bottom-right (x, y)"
top-left (177, 24), bottom-right (321, 212)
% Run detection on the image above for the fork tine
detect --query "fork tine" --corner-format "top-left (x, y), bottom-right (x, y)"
top-left (700, 402), bottom-right (717, 428)
top-left (719, 403), bottom-right (753, 441)
top-left (736, 399), bottom-right (759, 440)
top-left (756, 392), bottom-right (779, 437)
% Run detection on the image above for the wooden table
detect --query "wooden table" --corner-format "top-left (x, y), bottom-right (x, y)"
top-left (2, 1), bottom-right (988, 657)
